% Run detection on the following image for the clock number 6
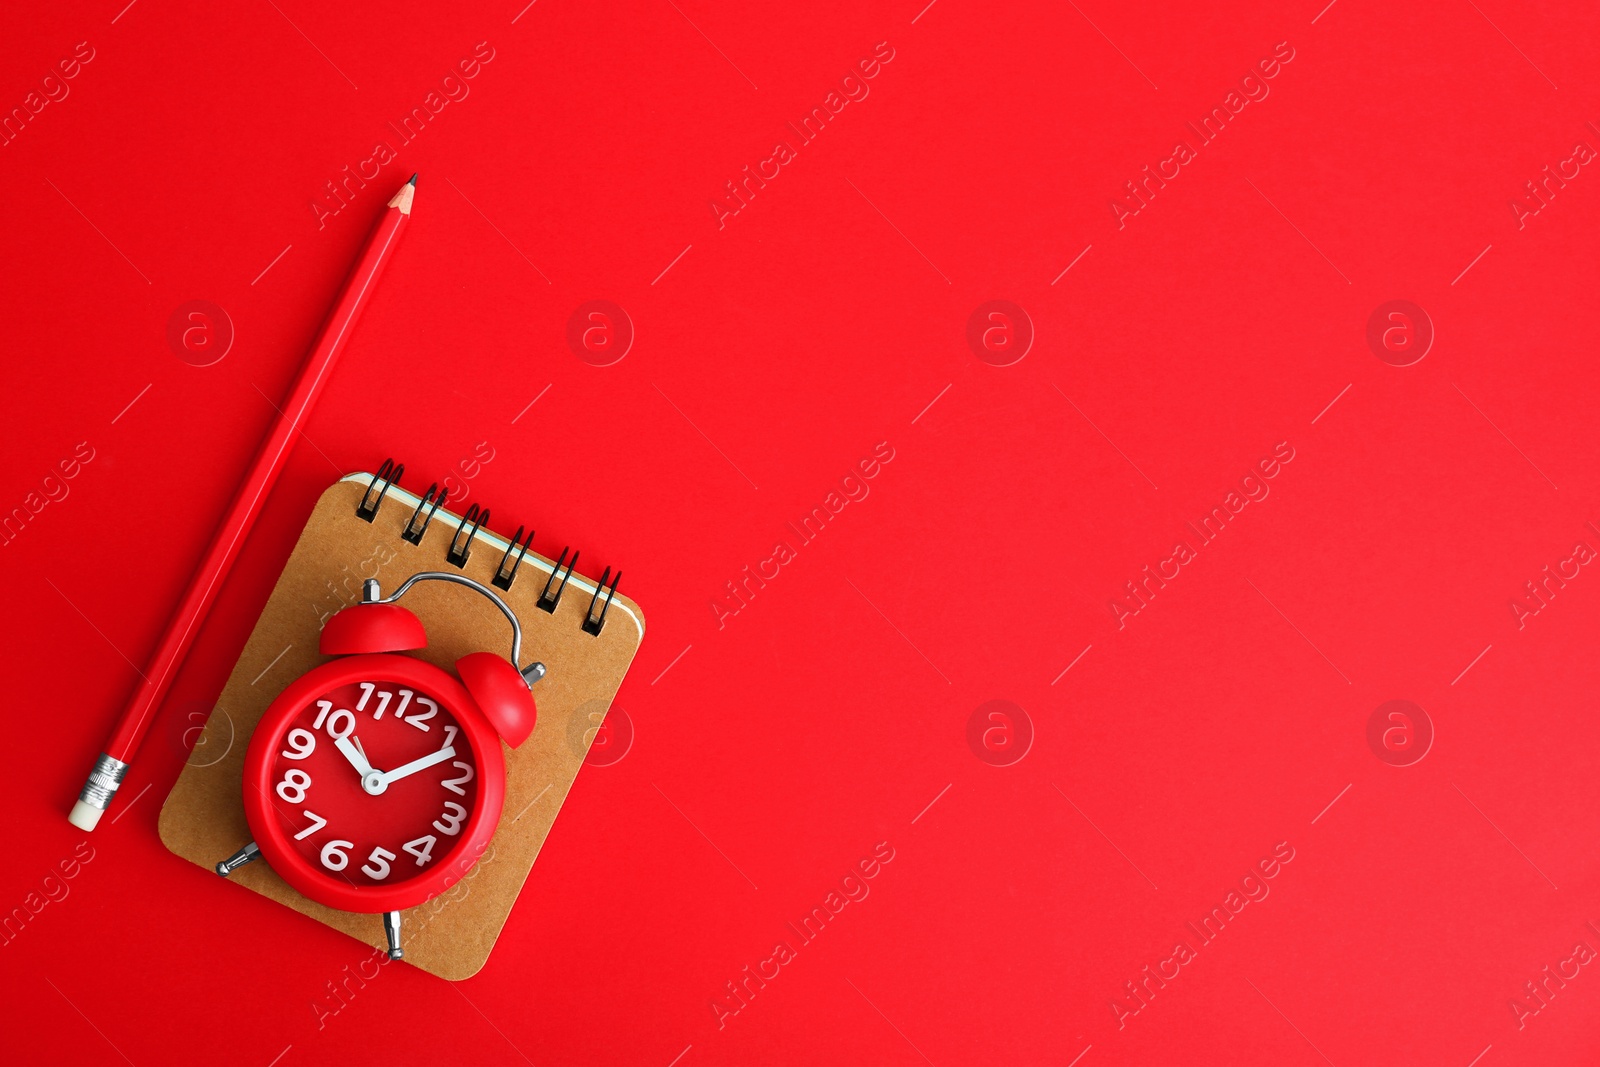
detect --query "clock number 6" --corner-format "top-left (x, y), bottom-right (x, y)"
top-left (320, 839), bottom-right (353, 871)
top-left (276, 768), bottom-right (312, 803)
top-left (433, 801), bottom-right (467, 836)
top-left (361, 846), bottom-right (397, 880)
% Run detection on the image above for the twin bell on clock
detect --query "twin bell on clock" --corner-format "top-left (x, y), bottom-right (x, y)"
top-left (214, 571), bottom-right (546, 961)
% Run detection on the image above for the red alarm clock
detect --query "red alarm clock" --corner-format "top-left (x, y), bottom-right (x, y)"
top-left (215, 572), bottom-right (545, 959)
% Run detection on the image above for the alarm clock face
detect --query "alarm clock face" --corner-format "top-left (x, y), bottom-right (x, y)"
top-left (244, 655), bottom-right (504, 913)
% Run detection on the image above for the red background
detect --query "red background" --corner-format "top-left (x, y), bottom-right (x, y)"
top-left (3, 1), bottom-right (1599, 1064)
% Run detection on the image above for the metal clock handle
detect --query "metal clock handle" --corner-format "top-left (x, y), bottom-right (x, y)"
top-left (363, 572), bottom-right (545, 684)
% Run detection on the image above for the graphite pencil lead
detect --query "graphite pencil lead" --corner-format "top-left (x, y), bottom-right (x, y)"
top-left (408, 173), bottom-right (419, 186)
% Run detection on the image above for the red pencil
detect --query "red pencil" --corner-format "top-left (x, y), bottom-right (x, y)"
top-left (68, 175), bottom-right (419, 831)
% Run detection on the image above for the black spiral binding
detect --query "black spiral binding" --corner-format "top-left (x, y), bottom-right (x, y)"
top-left (494, 525), bottom-right (535, 591)
top-left (402, 483), bottom-right (448, 545)
top-left (583, 568), bottom-right (621, 636)
top-left (355, 463), bottom-right (618, 635)
top-left (447, 504), bottom-right (489, 567)
top-left (357, 459), bottom-right (403, 522)
top-left (538, 547), bottom-right (578, 613)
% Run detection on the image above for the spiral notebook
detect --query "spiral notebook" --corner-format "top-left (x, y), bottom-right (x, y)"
top-left (158, 463), bottom-right (645, 980)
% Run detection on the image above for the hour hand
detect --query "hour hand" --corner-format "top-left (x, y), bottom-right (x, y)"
top-left (334, 734), bottom-right (374, 777)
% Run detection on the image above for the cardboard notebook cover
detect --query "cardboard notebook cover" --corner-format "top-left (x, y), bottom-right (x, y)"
top-left (159, 473), bottom-right (644, 980)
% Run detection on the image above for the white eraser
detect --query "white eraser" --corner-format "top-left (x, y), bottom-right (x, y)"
top-left (68, 800), bottom-right (104, 832)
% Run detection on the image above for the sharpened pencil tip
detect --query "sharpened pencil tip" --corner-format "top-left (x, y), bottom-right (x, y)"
top-left (408, 173), bottom-right (418, 186)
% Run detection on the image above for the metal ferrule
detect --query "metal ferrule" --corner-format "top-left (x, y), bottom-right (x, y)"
top-left (77, 752), bottom-right (129, 811)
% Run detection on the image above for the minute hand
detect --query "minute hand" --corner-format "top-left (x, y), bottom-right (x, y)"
top-left (375, 745), bottom-right (456, 787)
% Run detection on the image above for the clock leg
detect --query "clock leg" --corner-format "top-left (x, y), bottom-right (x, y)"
top-left (383, 910), bottom-right (403, 960)
top-left (214, 841), bottom-right (261, 876)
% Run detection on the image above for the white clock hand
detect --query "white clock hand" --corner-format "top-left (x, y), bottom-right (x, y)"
top-left (334, 734), bottom-right (374, 777)
top-left (374, 745), bottom-right (456, 788)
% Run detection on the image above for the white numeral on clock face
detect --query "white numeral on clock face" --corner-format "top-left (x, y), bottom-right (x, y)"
top-left (324, 708), bottom-right (355, 740)
top-left (281, 728), bottom-right (316, 760)
top-left (433, 801), bottom-right (467, 836)
top-left (276, 768), bottom-right (312, 803)
top-left (312, 700), bottom-right (333, 729)
top-left (372, 689), bottom-right (392, 719)
top-left (321, 839), bottom-right (353, 871)
top-left (404, 696), bottom-right (437, 731)
top-left (293, 810), bottom-right (327, 840)
top-left (442, 761), bottom-right (475, 796)
top-left (356, 682), bottom-right (376, 711)
top-left (403, 835), bottom-right (437, 866)
top-left (394, 689), bottom-right (414, 719)
top-left (361, 846), bottom-right (397, 880)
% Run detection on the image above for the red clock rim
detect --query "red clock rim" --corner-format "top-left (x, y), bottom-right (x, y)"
top-left (242, 654), bottom-right (506, 913)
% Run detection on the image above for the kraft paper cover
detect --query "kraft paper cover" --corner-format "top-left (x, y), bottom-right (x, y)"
top-left (158, 474), bottom-right (644, 980)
